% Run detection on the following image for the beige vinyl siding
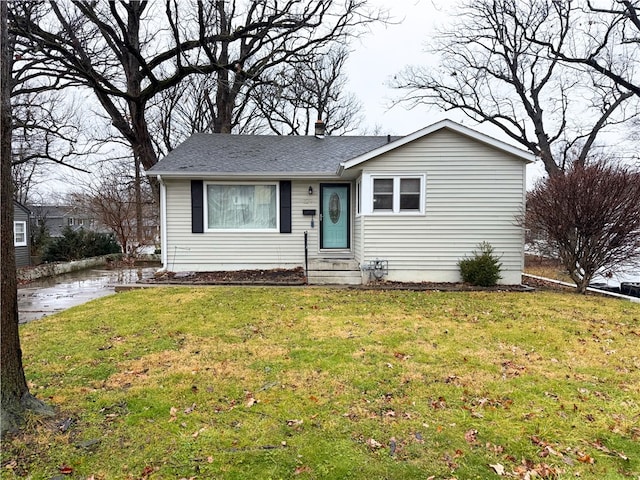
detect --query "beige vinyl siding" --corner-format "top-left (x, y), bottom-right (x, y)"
top-left (357, 129), bottom-right (526, 284)
top-left (163, 179), bottom-right (325, 271)
top-left (352, 215), bottom-right (362, 264)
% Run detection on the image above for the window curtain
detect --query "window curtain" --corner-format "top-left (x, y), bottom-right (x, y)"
top-left (207, 185), bottom-right (276, 229)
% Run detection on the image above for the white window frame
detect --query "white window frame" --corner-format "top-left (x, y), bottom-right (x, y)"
top-left (204, 181), bottom-right (280, 232)
top-left (14, 221), bottom-right (27, 246)
top-left (362, 173), bottom-right (426, 215)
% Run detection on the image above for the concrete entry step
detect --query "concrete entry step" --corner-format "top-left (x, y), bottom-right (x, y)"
top-left (307, 258), bottom-right (362, 285)
top-left (308, 259), bottom-right (360, 271)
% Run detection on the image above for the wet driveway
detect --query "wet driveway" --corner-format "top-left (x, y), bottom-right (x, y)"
top-left (18, 266), bottom-right (158, 324)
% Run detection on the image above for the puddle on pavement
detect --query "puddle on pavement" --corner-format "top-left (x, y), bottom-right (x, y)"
top-left (18, 266), bottom-right (158, 324)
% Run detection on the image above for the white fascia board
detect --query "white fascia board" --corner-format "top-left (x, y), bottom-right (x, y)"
top-left (338, 119), bottom-right (536, 174)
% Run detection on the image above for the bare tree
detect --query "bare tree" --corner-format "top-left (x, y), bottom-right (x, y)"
top-left (251, 48), bottom-right (364, 135)
top-left (393, 0), bottom-right (636, 177)
top-left (1, 1), bottom-right (52, 438)
top-left (536, 1), bottom-right (640, 98)
top-left (10, 88), bottom-right (88, 204)
top-left (10, 0), bottom-right (383, 173)
top-left (526, 160), bottom-right (640, 293)
top-left (71, 162), bottom-right (158, 257)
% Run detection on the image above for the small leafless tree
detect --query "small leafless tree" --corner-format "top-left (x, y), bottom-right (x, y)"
top-left (393, 0), bottom-right (637, 177)
top-left (526, 160), bottom-right (640, 293)
top-left (71, 162), bottom-right (158, 257)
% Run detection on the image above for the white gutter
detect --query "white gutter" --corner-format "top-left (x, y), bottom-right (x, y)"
top-left (522, 273), bottom-right (640, 303)
top-left (157, 175), bottom-right (168, 271)
top-left (148, 171), bottom-right (338, 179)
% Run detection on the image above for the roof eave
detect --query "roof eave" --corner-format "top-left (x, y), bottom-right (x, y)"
top-left (151, 171), bottom-right (340, 180)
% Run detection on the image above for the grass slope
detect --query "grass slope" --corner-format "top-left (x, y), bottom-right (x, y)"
top-left (3, 287), bottom-right (639, 479)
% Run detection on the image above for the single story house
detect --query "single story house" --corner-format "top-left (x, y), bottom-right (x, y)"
top-left (13, 200), bottom-right (31, 267)
top-left (149, 119), bottom-right (534, 285)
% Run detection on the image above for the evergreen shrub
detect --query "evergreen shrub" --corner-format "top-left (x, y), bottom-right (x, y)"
top-left (457, 242), bottom-right (502, 287)
top-left (43, 226), bottom-right (121, 262)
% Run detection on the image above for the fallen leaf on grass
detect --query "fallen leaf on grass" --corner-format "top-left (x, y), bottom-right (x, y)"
top-left (485, 442), bottom-right (504, 454)
top-left (58, 465), bottom-right (73, 475)
top-left (140, 465), bottom-right (154, 479)
top-left (539, 445), bottom-right (562, 458)
top-left (489, 463), bottom-right (505, 475)
top-left (530, 435), bottom-right (547, 447)
top-left (184, 403), bottom-right (197, 414)
top-left (514, 460), bottom-right (560, 478)
top-left (442, 452), bottom-right (458, 470)
top-left (169, 407), bottom-right (178, 422)
top-left (577, 453), bottom-right (595, 464)
top-left (591, 440), bottom-right (629, 461)
top-left (432, 397), bottom-right (447, 409)
top-left (294, 466), bottom-right (312, 475)
top-left (464, 429), bottom-right (478, 445)
top-left (366, 438), bottom-right (383, 449)
top-left (192, 427), bottom-right (206, 438)
top-left (287, 419), bottom-right (303, 427)
top-left (245, 391), bottom-right (258, 407)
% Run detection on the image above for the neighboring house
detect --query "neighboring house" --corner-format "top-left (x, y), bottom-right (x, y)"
top-left (149, 119), bottom-right (535, 285)
top-left (31, 205), bottom-right (100, 238)
top-left (13, 201), bottom-right (31, 267)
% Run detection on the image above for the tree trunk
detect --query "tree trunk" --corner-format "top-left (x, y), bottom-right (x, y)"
top-left (1, 1), bottom-right (52, 437)
top-left (134, 153), bottom-right (142, 248)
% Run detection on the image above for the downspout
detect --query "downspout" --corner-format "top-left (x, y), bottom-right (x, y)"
top-left (157, 175), bottom-right (168, 271)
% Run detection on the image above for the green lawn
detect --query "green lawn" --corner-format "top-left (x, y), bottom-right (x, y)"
top-left (3, 287), bottom-right (639, 479)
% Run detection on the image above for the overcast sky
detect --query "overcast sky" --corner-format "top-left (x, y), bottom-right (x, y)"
top-left (345, 0), bottom-right (454, 136)
top-left (343, 0), bottom-right (548, 184)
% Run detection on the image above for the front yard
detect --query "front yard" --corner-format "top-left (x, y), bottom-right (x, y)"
top-left (3, 287), bottom-right (639, 479)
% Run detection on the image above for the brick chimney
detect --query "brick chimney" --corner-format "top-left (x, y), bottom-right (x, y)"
top-left (314, 119), bottom-right (325, 138)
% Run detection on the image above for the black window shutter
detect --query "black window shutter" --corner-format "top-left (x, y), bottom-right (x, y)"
top-left (280, 181), bottom-right (292, 233)
top-left (191, 180), bottom-right (204, 233)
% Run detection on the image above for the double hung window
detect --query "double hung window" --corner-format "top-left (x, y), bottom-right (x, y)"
top-left (14, 221), bottom-right (27, 246)
top-left (371, 175), bottom-right (424, 214)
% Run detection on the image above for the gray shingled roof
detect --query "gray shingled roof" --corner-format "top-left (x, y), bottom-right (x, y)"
top-left (149, 133), bottom-right (399, 176)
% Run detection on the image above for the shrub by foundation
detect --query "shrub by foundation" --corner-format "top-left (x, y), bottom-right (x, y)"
top-left (458, 241), bottom-right (502, 286)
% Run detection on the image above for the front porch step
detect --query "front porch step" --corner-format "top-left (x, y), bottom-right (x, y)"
top-left (307, 259), bottom-right (362, 285)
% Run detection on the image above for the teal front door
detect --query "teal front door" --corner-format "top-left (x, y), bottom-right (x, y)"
top-left (320, 184), bottom-right (350, 249)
